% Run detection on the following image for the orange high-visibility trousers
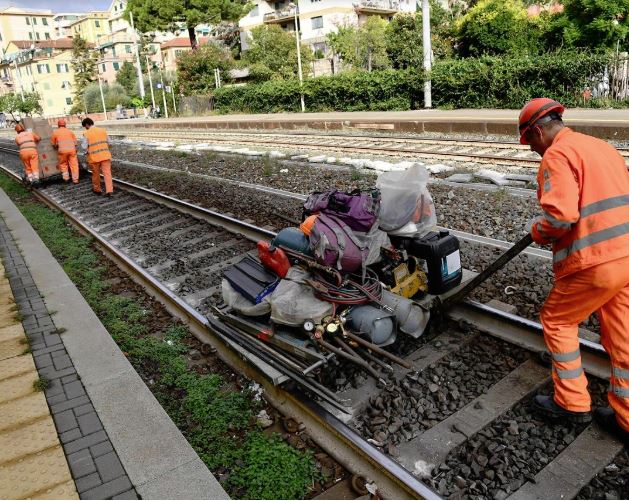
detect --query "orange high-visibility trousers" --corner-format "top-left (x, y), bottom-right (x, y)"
top-left (90, 160), bottom-right (113, 194)
top-left (540, 254), bottom-right (629, 431)
top-left (58, 151), bottom-right (79, 183)
top-left (20, 151), bottom-right (39, 182)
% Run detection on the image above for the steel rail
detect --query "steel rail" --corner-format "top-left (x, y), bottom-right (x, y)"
top-left (0, 147), bottom-right (611, 496)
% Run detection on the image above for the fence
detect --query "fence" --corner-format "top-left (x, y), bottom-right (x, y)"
top-left (179, 95), bottom-right (214, 116)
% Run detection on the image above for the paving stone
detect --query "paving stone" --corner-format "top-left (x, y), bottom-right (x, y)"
top-left (53, 409), bottom-right (78, 433)
top-left (64, 380), bottom-right (86, 400)
top-left (74, 403), bottom-right (95, 417)
top-left (44, 334), bottom-right (62, 347)
top-left (33, 353), bottom-right (53, 369)
top-left (77, 412), bottom-right (103, 436)
top-left (95, 451), bottom-right (126, 483)
top-left (50, 395), bottom-right (90, 414)
top-left (75, 472), bottom-right (102, 493)
top-left (61, 374), bottom-right (78, 385)
top-left (68, 450), bottom-right (97, 478)
top-left (63, 430), bottom-right (109, 455)
top-left (39, 366), bottom-right (76, 380)
top-left (44, 381), bottom-right (64, 398)
top-left (81, 476), bottom-right (133, 500)
top-left (52, 354), bottom-right (73, 371)
top-left (90, 441), bottom-right (114, 458)
top-left (59, 427), bottom-right (82, 444)
top-left (112, 490), bottom-right (138, 500)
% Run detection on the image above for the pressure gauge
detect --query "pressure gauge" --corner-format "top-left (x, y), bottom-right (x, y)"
top-left (303, 319), bottom-right (315, 333)
top-left (326, 322), bottom-right (339, 334)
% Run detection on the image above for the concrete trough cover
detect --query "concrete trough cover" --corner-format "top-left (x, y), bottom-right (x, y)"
top-left (446, 173), bottom-right (474, 183)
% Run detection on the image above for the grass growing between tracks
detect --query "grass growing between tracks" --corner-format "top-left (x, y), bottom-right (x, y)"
top-left (0, 173), bottom-right (320, 499)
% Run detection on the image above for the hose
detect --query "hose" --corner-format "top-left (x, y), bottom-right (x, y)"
top-left (311, 268), bottom-right (382, 306)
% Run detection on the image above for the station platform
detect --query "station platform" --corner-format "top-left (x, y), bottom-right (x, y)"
top-left (99, 108), bottom-right (629, 141)
top-left (0, 188), bottom-right (228, 500)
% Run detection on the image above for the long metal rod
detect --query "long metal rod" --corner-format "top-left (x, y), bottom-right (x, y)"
top-left (344, 330), bottom-right (411, 369)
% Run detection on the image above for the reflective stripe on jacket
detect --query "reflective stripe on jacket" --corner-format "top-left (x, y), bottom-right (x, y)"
top-left (531, 128), bottom-right (629, 278)
top-left (51, 128), bottom-right (77, 153)
top-left (15, 131), bottom-right (40, 152)
top-left (83, 126), bottom-right (111, 163)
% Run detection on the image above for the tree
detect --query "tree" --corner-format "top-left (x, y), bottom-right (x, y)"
top-left (116, 61), bottom-right (138, 95)
top-left (71, 35), bottom-right (97, 107)
top-left (243, 25), bottom-right (314, 82)
top-left (83, 82), bottom-right (132, 112)
top-left (0, 92), bottom-right (42, 120)
top-left (545, 0), bottom-right (629, 51)
top-left (176, 43), bottom-right (235, 95)
top-left (328, 17), bottom-right (390, 71)
top-left (124, 0), bottom-right (250, 50)
top-left (455, 0), bottom-right (545, 57)
top-left (385, 2), bottom-right (455, 69)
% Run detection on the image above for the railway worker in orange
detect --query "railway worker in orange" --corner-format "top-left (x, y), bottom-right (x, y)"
top-left (520, 98), bottom-right (629, 442)
top-left (81, 117), bottom-right (113, 196)
top-left (14, 123), bottom-right (41, 184)
top-left (51, 119), bottom-right (79, 185)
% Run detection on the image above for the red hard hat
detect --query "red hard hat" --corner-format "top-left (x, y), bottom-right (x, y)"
top-left (518, 98), bottom-right (565, 145)
top-left (58, 119), bottom-right (66, 127)
top-left (15, 123), bottom-right (24, 133)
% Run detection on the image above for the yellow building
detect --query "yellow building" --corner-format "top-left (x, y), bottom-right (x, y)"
top-left (0, 7), bottom-right (55, 55)
top-left (68, 12), bottom-right (109, 44)
top-left (0, 39), bottom-right (82, 117)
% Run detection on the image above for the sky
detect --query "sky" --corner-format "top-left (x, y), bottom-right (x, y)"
top-left (0, 0), bottom-right (111, 12)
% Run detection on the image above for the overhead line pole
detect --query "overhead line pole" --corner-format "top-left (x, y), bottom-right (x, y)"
top-left (129, 11), bottom-right (147, 117)
top-left (422, 0), bottom-right (432, 108)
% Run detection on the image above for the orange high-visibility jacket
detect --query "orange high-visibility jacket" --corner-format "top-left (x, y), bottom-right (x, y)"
top-left (51, 128), bottom-right (77, 153)
top-left (15, 131), bottom-right (40, 153)
top-left (531, 128), bottom-right (629, 278)
top-left (83, 126), bottom-right (111, 163)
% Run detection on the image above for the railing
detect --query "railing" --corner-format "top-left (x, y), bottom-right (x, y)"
top-left (263, 8), bottom-right (295, 22)
top-left (353, 0), bottom-right (400, 10)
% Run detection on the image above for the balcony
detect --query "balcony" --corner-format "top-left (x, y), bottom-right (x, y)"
top-left (353, 0), bottom-right (400, 14)
top-left (263, 8), bottom-right (296, 24)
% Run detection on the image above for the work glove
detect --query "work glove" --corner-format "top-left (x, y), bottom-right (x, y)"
top-left (525, 216), bottom-right (541, 234)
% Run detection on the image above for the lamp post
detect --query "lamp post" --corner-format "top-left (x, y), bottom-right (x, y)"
top-left (129, 11), bottom-right (147, 117)
top-left (421, 0), bottom-right (432, 108)
top-left (289, 1), bottom-right (305, 113)
top-left (145, 55), bottom-right (156, 112)
top-left (95, 60), bottom-right (107, 116)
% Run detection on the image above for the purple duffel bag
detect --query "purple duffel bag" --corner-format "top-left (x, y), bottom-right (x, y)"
top-left (309, 214), bottom-right (368, 273)
top-left (303, 189), bottom-right (381, 232)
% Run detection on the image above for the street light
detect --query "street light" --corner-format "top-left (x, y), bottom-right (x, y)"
top-left (288, 1), bottom-right (305, 113)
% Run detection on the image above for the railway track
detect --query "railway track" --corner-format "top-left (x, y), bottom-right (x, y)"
top-left (0, 147), bottom-right (623, 500)
top-left (100, 128), bottom-right (629, 170)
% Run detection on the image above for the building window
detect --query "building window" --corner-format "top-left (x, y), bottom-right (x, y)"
top-left (95, 20), bottom-right (100, 27)
top-left (32, 17), bottom-right (37, 25)
top-left (250, 5), bottom-right (259, 16)
top-left (125, 45), bottom-right (131, 53)
top-left (175, 49), bottom-right (183, 57)
top-left (311, 16), bottom-right (323, 29)
top-left (66, 97), bottom-right (72, 105)
top-left (101, 63), bottom-right (106, 72)
top-left (56, 63), bottom-right (69, 73)
top-left (26, 17), bottom-right (30, 25)
top-left (113, 62), bottom-right (120, 70)
top-left (36, 32), bottom-right (40, 40)
top-left (37, 63), bottom-right (50, 74)
top-left (112, 47), bottom-right (116, 56)
top-left (28, 32), bottom-right (33, 40)
top-left (62, 80), bottom-right (71, 89)
top-left (42, 17), bottom-right (48, 25)
top-left (45, 33), bottom-right (50, 39)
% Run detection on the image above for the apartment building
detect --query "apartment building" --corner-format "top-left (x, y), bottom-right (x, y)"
top-left (159, 37), bottom-right (211, 72)
top-left (53, 13), bottom-right (83, 39)
top-left (239, 0), bottom-right (416, 53)
top-left (0, 7), bottom-right (55, 56)
top-left (0, 39), bottom-right (79, 116)
top-left (68, 12), bottom-right (110, 44)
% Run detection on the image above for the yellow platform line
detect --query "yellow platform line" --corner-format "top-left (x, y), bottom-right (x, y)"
top-left (0, 260), bottom-right (79, 500)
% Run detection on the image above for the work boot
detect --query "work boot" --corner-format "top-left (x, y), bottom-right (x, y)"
top-left (92, 189), bottom-right (102, 196)
top-left (594, 407), bottom-right (629, 444)
top-left (105, 192), bottom-right (113, 198)
top-left (532, 395), bottom-right (592, 424)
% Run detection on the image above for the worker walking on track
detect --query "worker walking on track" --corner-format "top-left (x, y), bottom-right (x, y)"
top-left (520, 98), bottom-right (629, 443)
top-left (51, 119), bottom-right (79, 185)
top-left (81, 117), bottom-right (113, 196)
top-left (14, 123), bottom-right (41, 184)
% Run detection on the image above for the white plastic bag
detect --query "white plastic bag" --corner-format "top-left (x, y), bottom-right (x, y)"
top-left (221, 279), bottom-right (271, 316)
top-left (269, 267), bottom-right (333, 326)
top-left (376, 163), bottom-right (437, 236)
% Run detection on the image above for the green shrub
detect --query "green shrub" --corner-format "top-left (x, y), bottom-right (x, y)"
top-left (212, 51), bottom-right (611, 113)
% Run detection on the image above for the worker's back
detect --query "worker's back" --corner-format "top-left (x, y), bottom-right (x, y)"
top-left (540, 128), bottom-right (629, 277)
top-left (51, 128), bottom-right (77, 153)
top-left (15, 131), bottom-right (39, 154)
top-left (83, 126), bottom-right (111, 163)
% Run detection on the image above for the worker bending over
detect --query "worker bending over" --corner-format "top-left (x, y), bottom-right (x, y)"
top-left (520, 98), bottom-right (629, 443)
top-left (14, 123), bottom-right (41, 184)
top-left (81, 118), bottom-right (113, 196)
top-left (51, 119), bottom-right (79, 184)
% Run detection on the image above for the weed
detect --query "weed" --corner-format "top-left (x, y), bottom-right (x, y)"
top-left (33, 377), bottom-right (50, 391)
top-left (9, 303), bottom-right (19, 312)
top-left (350, 167), bottom-right (363, 181)
top-left (19, 337), bottom-right (30, 345)
top-left (48, 309), bottom-right (58, 316)
top-left (262, 156), bottom-right (275, 177)
top-left (13, 312), bottom-right (24, 322)
top-left (21, 347), bottom-right (32, 355)
top-left (493, 187), bottom-right (509, 202)
top-left (55, 327), bottom-right (67, 334)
